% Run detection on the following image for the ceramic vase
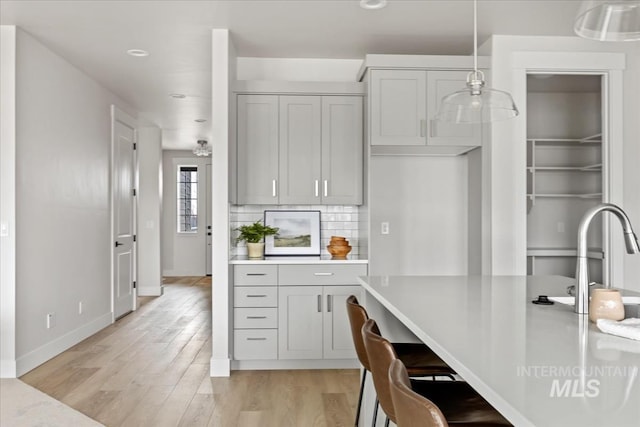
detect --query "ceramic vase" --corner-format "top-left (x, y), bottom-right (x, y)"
top-left (589, 289), bottom-right (625, 323)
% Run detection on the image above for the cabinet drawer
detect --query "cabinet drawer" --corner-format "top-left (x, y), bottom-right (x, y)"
top-left (234, 308), bottom-right (278, 329)
top-left (234, 286), bottom-right (278, 307)
top-left (279, 264), bottom-right (367, 286)
top-left (234, 329), bottom-right (278, 360)
top-left (234, 265), bottom-right (278, 286)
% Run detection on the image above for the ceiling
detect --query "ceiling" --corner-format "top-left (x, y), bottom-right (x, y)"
top-left (0, 0), bottom-right (583, 150)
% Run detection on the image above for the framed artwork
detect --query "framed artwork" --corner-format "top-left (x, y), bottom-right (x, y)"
top-left (264, 210), bottom-right (321, 256)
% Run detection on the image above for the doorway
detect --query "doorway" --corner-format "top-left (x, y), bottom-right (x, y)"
top-left (525, 74), bottom-right (607, 284)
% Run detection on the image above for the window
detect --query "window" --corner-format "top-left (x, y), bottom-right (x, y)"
top-left (177, 166), bottom-right (198, 233)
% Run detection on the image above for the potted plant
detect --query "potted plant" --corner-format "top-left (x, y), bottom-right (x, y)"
top-left (235, 220), bottom-right (279, 259)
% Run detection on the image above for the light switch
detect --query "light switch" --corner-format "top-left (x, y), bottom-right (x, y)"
top-left (381, 222), bottom-right (390, 235)
top-left (557, 222), bottom-right (565, 233)
top-left (0, 221), bottom-right (8, 237)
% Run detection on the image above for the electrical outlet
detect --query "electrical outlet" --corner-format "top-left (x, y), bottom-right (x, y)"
top-left (381, 222), bottom-right (390, 235)
top-left (46, 312), bottom-right (56, 329)
top-left (557, 222), bottom-right (565, 233)
top-left (78, 301), bottom-right (83, 315)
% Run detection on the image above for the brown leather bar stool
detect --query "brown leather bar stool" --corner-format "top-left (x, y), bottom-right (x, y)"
top-left (346, 296), bottom-right (456, 427)
top-left (363, 318), bottom-right (511, 427)
top-left (389, 359), bottom-right (449, 427)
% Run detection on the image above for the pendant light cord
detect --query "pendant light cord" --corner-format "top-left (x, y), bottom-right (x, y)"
top-left (473, 0), bottom-right (478, 73)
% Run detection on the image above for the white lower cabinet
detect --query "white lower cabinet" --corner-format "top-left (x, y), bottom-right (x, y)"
top-left (278, 285), bottom-right (363, 360)
top-left (233, 263), bottom-right (365, 365)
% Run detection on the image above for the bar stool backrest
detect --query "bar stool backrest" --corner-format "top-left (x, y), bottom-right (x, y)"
top-left (346, 295), bottom-right (371, 371)
top-left (389, 359), bottom-right (449, 427)
top-left (362, 318), bottom-right (399, 423)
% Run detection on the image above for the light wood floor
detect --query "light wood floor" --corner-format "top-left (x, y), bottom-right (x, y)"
top-left (21, 277), bottom-right (360, 427)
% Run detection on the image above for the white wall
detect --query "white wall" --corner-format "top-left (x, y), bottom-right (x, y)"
top-left (161, 150), bottom-right (209, 276)
top-left (368, 156), bottom-right (469, 276)
top-left (137, 127), bottom-right (163, 296)
top-left (210, 29), bottom-right (235, 377)
top-left (10, 28), bottom-right (135, 375)
top-left (1, 25), bottom-right (17, 377)
top-left (237, 57), bottom-right (362, 82)
top-left (486, 36), bottom-right (640, 291)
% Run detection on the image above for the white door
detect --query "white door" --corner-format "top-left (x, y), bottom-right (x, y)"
top-left (206, 163), bottom-right (212, 276)
top-left (112, 106), bottom-right (136, 319)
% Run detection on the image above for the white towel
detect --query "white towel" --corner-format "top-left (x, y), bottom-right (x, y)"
top-left (596, 318), bottom-right (640, 341)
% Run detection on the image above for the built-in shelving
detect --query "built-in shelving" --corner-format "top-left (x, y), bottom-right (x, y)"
top-left (527, 134), bottom-right (603, 206)
top-left (525, 76), bottom-right (604, 281)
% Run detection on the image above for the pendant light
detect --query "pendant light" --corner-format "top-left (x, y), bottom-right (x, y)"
top-left (574, 1), bottom-right (640, 41)
top-left (193, 140), bottom-right (211, 157)
top-left (436, 0), bottom-right (519, 124)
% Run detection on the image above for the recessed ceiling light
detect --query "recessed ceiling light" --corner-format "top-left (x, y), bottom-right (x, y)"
top-left (126, 49), bottom-right (149, 57)
top-left (360, 0), bottom-right (387, 10)
top-left (195, 119), bottom-right (207, 123)
top-left (169, 93), bottom-right (186, 99)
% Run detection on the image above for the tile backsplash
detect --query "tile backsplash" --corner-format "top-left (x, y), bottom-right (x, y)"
top-left (230, 205), bottom-right (360, 256)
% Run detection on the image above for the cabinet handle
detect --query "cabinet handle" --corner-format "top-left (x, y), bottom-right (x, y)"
top-left (246, 294), bottom-right (267, 298)
top-left (327, 295), bottom-right (332, 312)
top-left (315, 180), bottom-right (319, 197)
top-left (246, 337), bottom-right (267, 341)
top-left (246, 273), bottom-right (266, 276)
top-left (314, 272), bottom-right (334, 276)
top-left (323, 180), bottom-right (328, 197)
top-left (317, 295), bottom-right (322, 312)
top-left (272, 179), bottom-right (277, 197)
top-left (420, 119), bottom-right (426, 137)
top-left (430, 119), bottom-right (437, 137)
top-left (247, 316), bottom-right (267, 319)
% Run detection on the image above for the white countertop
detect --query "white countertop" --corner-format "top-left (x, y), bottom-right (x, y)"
top-left (230, 255), bottom-right (368, 264)
top-left (358, 275), bottom-right (640, 427)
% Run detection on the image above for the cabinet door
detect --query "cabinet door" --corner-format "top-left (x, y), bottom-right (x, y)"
top-left (237, 95), bottom-right (280, 204)
top-left (370, 70), bottom-right (427, 146)
top-left (279, 96), bottom-right (322, 204)
top-left (278, 286), bottom-right (323, 359)
top-left (426, 71), bottom-right (480, 147)
top-left (323, 285), bottom-right (361, 359)
top-left (321, 96), bottom-right (363, 205)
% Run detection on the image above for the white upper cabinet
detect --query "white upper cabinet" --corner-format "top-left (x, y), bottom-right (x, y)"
top-left (236, 93), bottom-right (363, 205)
top-left (279, 96), bottom-right (322, 205)
top-left (321, 96), bottom-right (363, 205)
top-left (370, 70), bottom-right (427, 146)
top-left (237, 95), bottom-right (279, 205)
top-left (426, 70), bottom-right (480, 147)
top-left (369, 69), bottom-right (480, 149)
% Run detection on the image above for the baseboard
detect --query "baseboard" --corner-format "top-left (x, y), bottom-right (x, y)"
top-left (137, 285), bottom-right (163, 297)
top-left (1, 359), bottom-right (17, 378)
top-left (231, 359), bottom-right (360, 371)
top-left (210, 357), bottom-right (230, 377)
top-left (16, 312), bottom-right (112, 376)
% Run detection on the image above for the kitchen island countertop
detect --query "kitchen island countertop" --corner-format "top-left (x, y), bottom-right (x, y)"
top-left (358, 275), bottom-right (640, 427)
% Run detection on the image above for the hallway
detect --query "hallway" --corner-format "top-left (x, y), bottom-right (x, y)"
top-left (20, 277), bottom-right (359, 426)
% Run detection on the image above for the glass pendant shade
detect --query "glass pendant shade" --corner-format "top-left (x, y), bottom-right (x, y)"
top-left (574, 1), bottom-right (640, 41)
top-left (436, 71), bottom-right (519, 123)
top-left (193, 140), bottom-right (211, 156)
top-left (436, 0), bottom-right (519, 124)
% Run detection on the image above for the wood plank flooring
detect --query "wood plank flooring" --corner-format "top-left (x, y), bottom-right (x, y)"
top-left (20, 277), bottom-right (360, 427)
